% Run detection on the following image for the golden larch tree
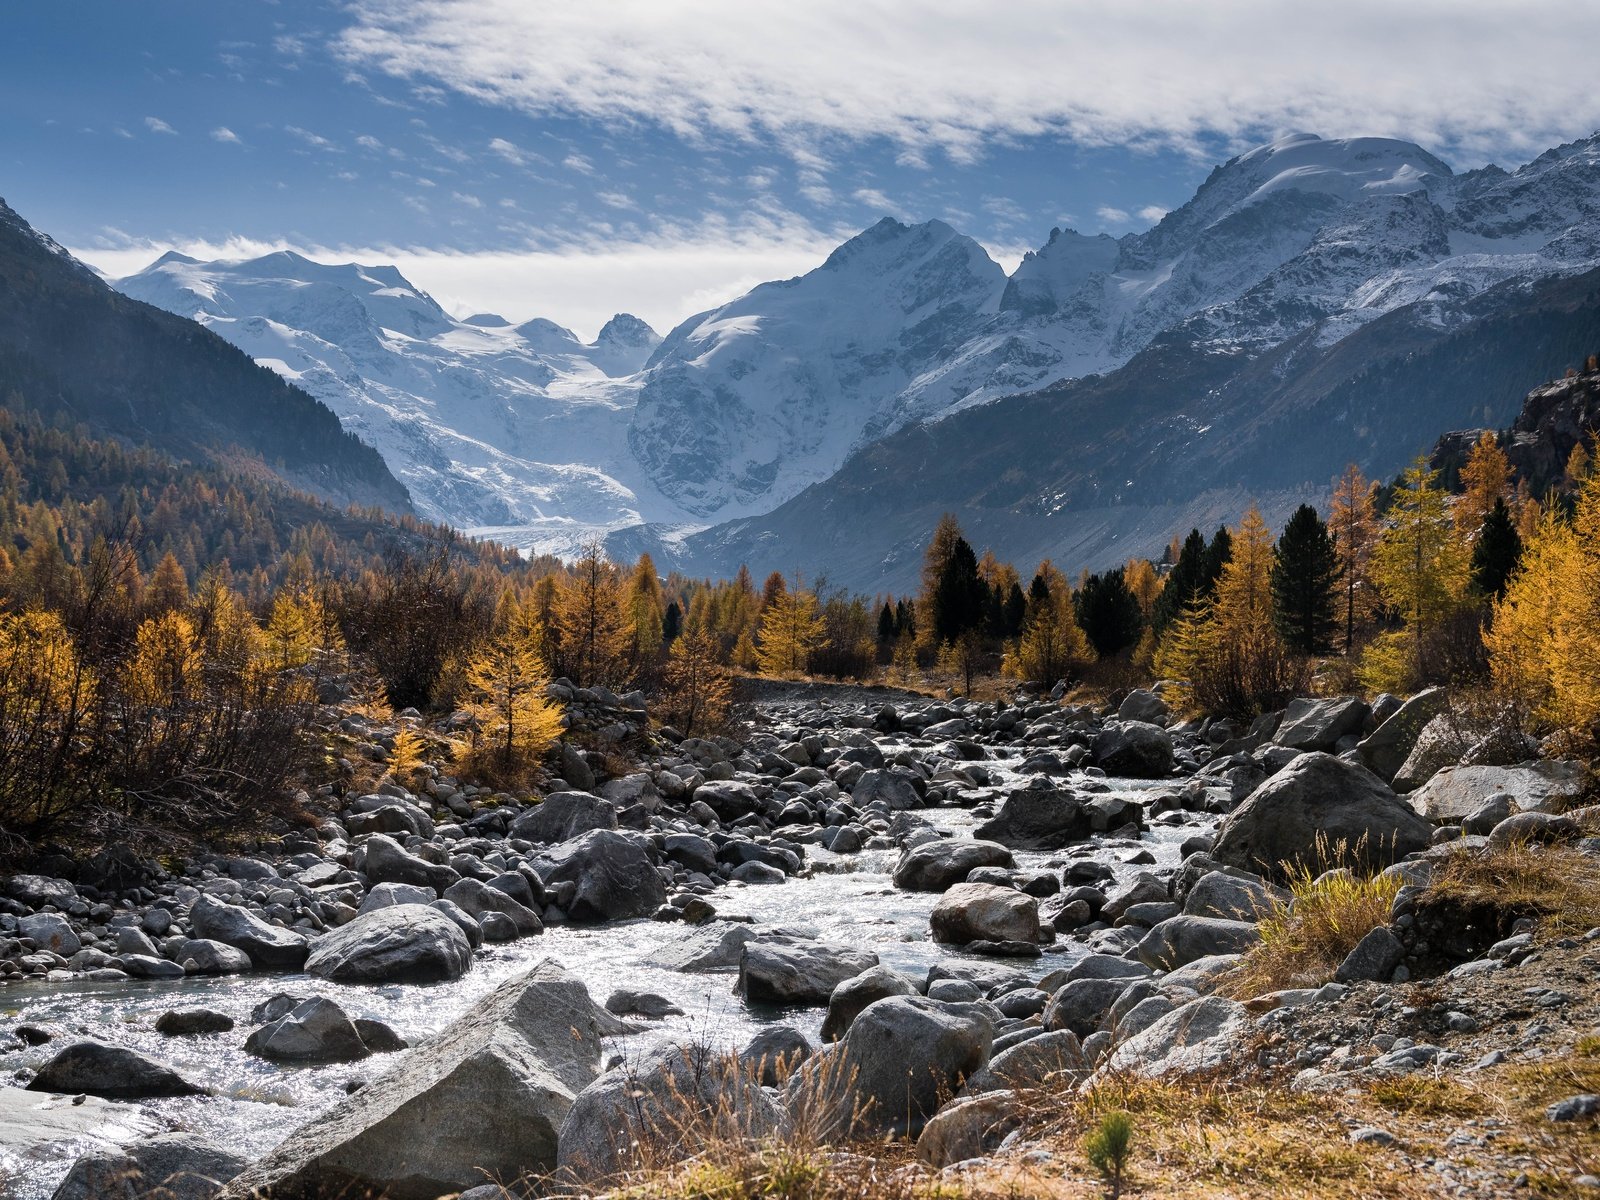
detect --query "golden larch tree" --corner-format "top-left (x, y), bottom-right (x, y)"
top-left (1455, 431), bottom-right (1513, 540)
top-left (1329, 463), bottom-right (1379, 653)
top-left (556, 544), bottom-right (631, 689)
top-left (463, 623), bottom-right (563, 781)
top-left (756, 580), bottom-right (825, 677)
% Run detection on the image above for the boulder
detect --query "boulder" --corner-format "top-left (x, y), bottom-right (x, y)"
top-left (1134, 916), bottom-right (1260, 970)
top-left (1092, 722), bottom-right (1174, 778)
top-left (557, 1043), bottom-right (784, 1178)
top-left (692, 780), bottom-right (763, 821)
top-left (5, 874), bottom-right (76, 909)
top-left (915, 1090), bottom-right (1022, 1169)
top-left (245, 997), bottom-right (371, 1063)
top-left (738, 939), bottom-right (879, 1006)
top-left (1042, 978), bottom-right (1126, 1037)
top-left (821, 966), bottom-right (920, 1042)
top-left (1334, 926), bottom-right (1405, 983)
top-left (508, 791), bottom-right (618, 844)
top-left (1390, 715), bottom-right (1470, 792)
top-left (188, 896), bottom-right (308, 970)
top-left (1211, 753), bottom-right (1432, 880)
top-left (1182, 871), bottom-right (1277, 922)
top-left (535, 830), bottom-right (666, 923)
top-left (1100, 997), bottom-right (1250, 1078)
top-left (217, 962), bottom-right (611, 1200)
top-left (28, 1042), bottom-right (203, 1100)
top-left (174, 939), bottom-right (252, 975)
top-left (1409, 762), bottom-right (1586, 822)
top-left (18, 913), bottom-right (79, 957)
top-left (930, 883), bottom-right (1040, 946)
top-left (794, 996), bottom-right (994, 1138)
top-left (852, 769), bottom-right (923, 811)
top-left (973, 788), bottom-right (1091, 850)
top-left (891, 839), bottom-right (1014, 891)
top-left (1487, 811), bottom-right (1581, 851)
top-left (50, 1132), bottom-right (247, 1200)
top-left (739, 1026), bottom-right (813, 1086)
top-left (361, 834), bottom-right (459, 895)
top-left (1273, 696), bottom-right (1369, 752)
top-left (443, 877), bottom-right (542, 936)
top-left (304, 904), bottom-right (472, 984)
top-left (1356, 688), bottom-right (1449, 781)
top-left (1117, 689), bottom-right (1169, 724)
top-left (963, 1029), bottom-right (1088, 1094)
top-left (357, 882), bottom-right (433, 914)
top-left (155, 1009), bottom-right (235, 1036)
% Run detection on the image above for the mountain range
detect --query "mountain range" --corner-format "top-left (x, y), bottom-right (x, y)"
top-left (105, 131), bottom-right (1600, 587)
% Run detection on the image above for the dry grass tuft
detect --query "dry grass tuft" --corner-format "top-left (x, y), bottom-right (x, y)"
top-left (1424, 841), bottom-right (1600, 933)
top-left (1226, 864), bottom-right (1401, 997)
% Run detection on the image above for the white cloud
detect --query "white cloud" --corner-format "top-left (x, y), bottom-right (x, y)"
top-left (452, 191), bottom-right (482, 208)
top-left (211, 126), bottom-right (241, 145)
top-left (286, 125), bottom-right (340, 151)
top-left (852, 187), bottom-right (897, 214)
top-left (596, 190), bottom-right (635, 209)
top-left (562, 152), bottom-right (595, 175)
top-left (71, 216), bottom-right (845, 342)
top-left (144, 116), bottom-right (177, 135)
top-left (1096, 205), bottom-right (1130, 224)
top-left (335, 0), bottom-right (1600, 163)
top-left (356, 134), bottom-right (385, 150)
top-left (1137, 204), bottom-right (1169, 222)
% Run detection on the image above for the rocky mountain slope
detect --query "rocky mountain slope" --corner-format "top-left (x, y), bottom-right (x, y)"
top-left (0, 199), bottom-right (409, 513)
top-left (116, 250), bottom-right (660, 554)
top-left (112, 132), bottom-right (1600, 581)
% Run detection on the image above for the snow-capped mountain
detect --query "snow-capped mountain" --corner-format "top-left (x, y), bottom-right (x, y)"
top-left (117, 131), bottom-right (1600, 579)
top-left (116, 250), bottom-right (664, 555)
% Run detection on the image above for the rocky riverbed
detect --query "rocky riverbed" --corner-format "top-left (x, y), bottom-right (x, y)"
top-left (0, 679), bottom-right (1595, 1198)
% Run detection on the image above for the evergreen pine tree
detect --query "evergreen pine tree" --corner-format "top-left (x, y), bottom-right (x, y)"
top-left (931, 536), bottom-right (987, 643)
top-left (1152, 529), bottom-right (1209, 633)
top-left (1471, 497), bottom-right (1523, 599)
top-left (877, 601), bottom-right (896, 642)
top-left (1074, 568), bottom-right (1144, 657)
top-left (1270, 504), bottom-right (1341, 655)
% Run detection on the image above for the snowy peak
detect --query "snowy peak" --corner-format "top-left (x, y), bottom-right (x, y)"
top-left (590, 313), bottom-right (661, 377)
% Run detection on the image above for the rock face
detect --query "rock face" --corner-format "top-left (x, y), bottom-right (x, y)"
top-left (930, 883), bottom-right (1040, 945)
top-left (217, 962), bottom-right (612, 1200)
top-left (28, 1042), bottom-right (203, 1100)
top-left (973, 788), bottom-right (1092, 850)
top-left (304, 904), bottom-right (472, 984)
top-left (892, 840), bottom-right (1013, 891)
top-left (535, 829), bottom-right (666, 923)
top-left (51, 1132), bottom-right (248, 1200)
top-left (738, 939), bottom-right (880, 1006)
top-left (557, 1043), bottom-right (784, 1178)
top-left (1092, 722), bottom-right (1174, 778)
top-left (1408, 762), bottom-right (1586, 822)
top-left (508, 790), bottom-right (618, 844)
top-left (1357, 688), bottom-right (1449, 781)
top-left (188, 896), bottom-right (308, 970)
top-left (796, 996), bottom-right (994, 1138)
top-left (1211, 752), bottom-right (1433, 879)
top-left (1273, 696), bottom-right (1369, 752)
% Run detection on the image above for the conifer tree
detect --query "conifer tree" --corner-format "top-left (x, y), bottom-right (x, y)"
top-left (1270, 504), bottom-right (1341, 655)
top-left (662, 600), bottom-right (683, 646)
top-left (624, 554), bottom-right (664, 666)
top-left (1074, 568), bottom-right (1144, 657)
top-left (658, 629), bottom-right (731, 737)
top-left (877, 602), bottom-right (896, 643)
top-left (931, 535), bottom-right (987, 643)
top-left (1456, 431), bottom-right (1513, 539)
top-left (1471, 497), bottom-right (1523, 600)
top-left (1369, 457), bottom-right (1471, 684)
top-left (556, 543), bottom-right (631, 689)
top-left (755, 580), bottom-right (825, 677)
top-left (1329, 463), bottom-right (1380, 653)
top-left (1005, 588), bottom-right (1094, 684)
top-left (1151, 529), bottom-right (1209, 633)
top-left (462, 624), bottom-right (562, 781)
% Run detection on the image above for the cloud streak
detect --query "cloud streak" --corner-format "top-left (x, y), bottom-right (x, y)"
top-left (335, 0), bottom-right (1600, 163)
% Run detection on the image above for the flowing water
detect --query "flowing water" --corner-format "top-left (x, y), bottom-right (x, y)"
top-left (0, 780), bottom-right (1212, 1198)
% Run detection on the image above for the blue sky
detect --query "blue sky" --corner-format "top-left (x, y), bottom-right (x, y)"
top-left (6, 1), bottom-right (1600, 339)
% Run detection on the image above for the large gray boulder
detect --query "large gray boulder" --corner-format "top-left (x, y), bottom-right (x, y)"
top-left (1042, 977), bottom-right (1126, 1037)
top-left (1092, 721), bottom-right (1174, 778)
top-left (1408, 762), bottom-right (1586, 822)
top-left (1390, 714), bottom-right (1471, 792)
top-left (792, 996), bottom-right (994, 1138)
top-left (442, 877), bottom-right (542, 936)
top-left (244, 997), bottom-right (370, 1063)
top-left (892, 839), bottom-right (1013, 891)
top-left (29, 1042), bottom-right (203, 1100)
top-left (304, 904), bottom-right (472, 984)
top-left (1211, 752), bottom-right (1432, 879)
top-left (1357, 687), bottom-right (1448, 781)
top-left (1099, 996), bottom-right (1250, 1078)
top-left (188, 896), bottom-right (308, 970)
top-left (361, 834), bottom-right (460, 894)
top-left (19, 913), bottom-right (79, 957)
top-left (1182, 870), bottom-right (1278, 921)
top-left (930, 883), bottom-right (1039, 945)
top-left (556, 1043), bottom-right (784, 1178)
top-left (963, 1029), bottom-right (1088, 1094)
top-left (535, 829), bottom-right (666, 923)
top-left (821, 965), bottom-right (920, 1041)
top-left (50, 1132), bottom-right (247, 1200)
top-left (1134, 916), bottom-right (1260, 970)
top-left (738, 938), bottom-right (879, 1006)
top-left (852, 768), bottom-right (923, 810)
top-left (1273, 696), bottom-right (1369, 752)
top-left (1117, 689), bottom-right (1169, 724)
top-left (218, 962), bottom-right (613, 1200)
top-left (915, 1090), bottom-right (1022, 1169)
top-left (509, 790), bottom-right (617, 844)
top-left (692, 780), bottom-right (763, 821)
top-left (973, 787), bottom-right (1092, 850)
top-left (174, 939), bottom-right (252, 975)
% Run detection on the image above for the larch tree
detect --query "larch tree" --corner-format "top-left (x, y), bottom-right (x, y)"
top-left (755, 579), bottom-right (825, 677)
top-left (624, 554), bottom-right (665, 666)
top-left (1005, 587), bottom-right (1093, 685)
top-left (1455, 431), bottom-right (1513, 540)
top-left (1270, 504), bottom-right (1341, 655)
top-left (144, 551), bottom-right (190, 616)
top-left (462, 623), bottom-right (563, 781)
top-left (556, 544), bottom-right (631, 689)
top-left (658, 628), bottom-right (731, 738)
top-left (1329, 463), bottom-right (1380, 654)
